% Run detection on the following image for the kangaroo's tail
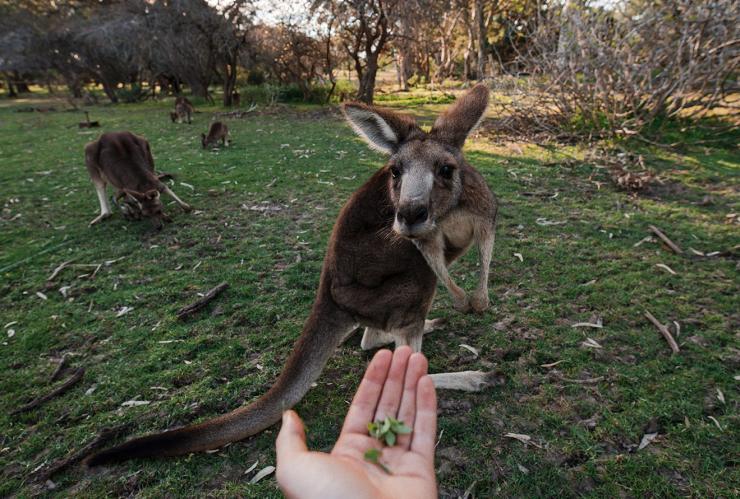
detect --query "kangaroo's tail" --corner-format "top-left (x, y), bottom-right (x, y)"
top-left (86, 297), bottom-right (353, 465)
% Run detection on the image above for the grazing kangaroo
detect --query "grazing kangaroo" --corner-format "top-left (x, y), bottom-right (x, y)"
top-left (85, 131), bottom-right (192, 229)
top-left (171, 96), bottom-right (193, 124)
top-left (86, 84), bottom-right (496, 465)
top-left (201, 121), bottom-right (229, 149)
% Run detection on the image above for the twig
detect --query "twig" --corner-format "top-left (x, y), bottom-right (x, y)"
top-left (176, 282), bottom-right (229, 320)
top-left (12, 368), bottom-right (85, 415)
top-left (648, 225), bottom-right (683, 254)
top-left (644, 311), bottom-right (680, 354)
top-left (50, 355), bottom-right (68, 381)
top-left (34, 424), bottom-right (131, 481)
top-left (47, 259), bottom-right (76, 282)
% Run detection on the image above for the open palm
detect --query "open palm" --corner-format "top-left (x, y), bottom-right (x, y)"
top-left (276, 347), bottom-right (438, 499)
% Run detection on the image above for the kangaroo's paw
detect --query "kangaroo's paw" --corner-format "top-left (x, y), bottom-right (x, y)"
top-left (452, 294), bottom-right (471, 313)
top-left (429, 370), bottom-right (503, 392)
top-left (423, 317), bottom-right (447, 334)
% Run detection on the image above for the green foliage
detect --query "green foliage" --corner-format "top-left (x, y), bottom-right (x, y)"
top-left (116, 84), bottom-right (148, 104)
top-left (368, 417), bottom-right (412, 446)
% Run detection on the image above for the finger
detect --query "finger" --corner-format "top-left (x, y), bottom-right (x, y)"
top-left (395, 352), bottom-right (428, 450)
top-left (341, 349), bottom-right (393, 434)
top-left (373, 346), bottom-right (413, 422)
top-left (276, 410), bottom-right (308, 463)
top-left (410, 375), bottom-right (437, 460)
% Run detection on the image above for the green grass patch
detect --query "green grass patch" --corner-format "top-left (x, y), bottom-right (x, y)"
top-left (0, 95), bottom-right (738, 497)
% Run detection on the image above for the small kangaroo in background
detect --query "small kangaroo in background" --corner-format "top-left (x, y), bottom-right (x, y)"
top-left (85, 131), bottom-right (192, 229)
top-left (171, 96), bottom-right (193, 124)
top-left (86, 84), bottom-right (497, 465)
top-left (201, 121), bottom-right (229, 149)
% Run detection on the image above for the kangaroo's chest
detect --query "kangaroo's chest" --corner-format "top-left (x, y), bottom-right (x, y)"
top-left (438, 210), bottom-right (475, 263)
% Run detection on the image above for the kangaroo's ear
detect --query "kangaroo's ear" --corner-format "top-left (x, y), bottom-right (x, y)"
top-left (430, 84), bottom-right (489, 148)
top-left (342, 103), bottom-right (420, 154)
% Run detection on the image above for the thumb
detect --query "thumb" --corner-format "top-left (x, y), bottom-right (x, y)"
top-left (276, 410), bottom-right (308, 461)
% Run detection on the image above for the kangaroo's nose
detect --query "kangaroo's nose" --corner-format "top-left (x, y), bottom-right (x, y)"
top-left (397, 205), bottom-right (428, 226)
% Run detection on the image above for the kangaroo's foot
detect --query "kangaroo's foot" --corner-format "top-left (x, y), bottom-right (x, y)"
top-left (469, 291), bottom-right (490, 313)
top-left (89, 212), bottom-right (112, 226)
top-left (429, 370), bottom-right (501, 392)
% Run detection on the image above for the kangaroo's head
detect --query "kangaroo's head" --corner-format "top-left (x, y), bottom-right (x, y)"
top-left (122, 188), bottom-right (169, 229)
top-left (342, 84), bottom-right (489, 239)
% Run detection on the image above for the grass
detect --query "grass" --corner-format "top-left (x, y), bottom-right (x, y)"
top-left (0, 90), bottom-right (738, 498)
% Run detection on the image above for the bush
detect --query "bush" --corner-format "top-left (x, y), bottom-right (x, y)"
top-left (510, 0), bottom-right (739, 139)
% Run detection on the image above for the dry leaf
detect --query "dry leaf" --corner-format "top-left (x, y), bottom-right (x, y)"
top-left (121, 400), bottom-right (150, 407)
top-left (116, 306), bottom-right (133, 317)
top-left (540, 360), bottom-right (564, 368)
top-left (581, 338), bottom-right (603, 349)
top-left (716, 388), bottom-right (725, 404)
top-left (249, 465), bottom-right (275, 484)
top-left (572, 320), bottom-right (603, 329)
top-left (708, 416), bottom-right (723, 431)
top-left (656, 263), bottom-right (677, 275)
top-left (638, 432), bottom-right (658, 450)
top-left (36, 292), bottom-right (48, 300)
top-left (244, 460), bottom-right (259, 475)
top-left (504, 432), bottom-right (542, 448)
top-left (514, 253), bottom-right (524, 262)
top-left (517, 464), bottom-right (530, 474)
top-left (459, 344), bottom-right (479, 357)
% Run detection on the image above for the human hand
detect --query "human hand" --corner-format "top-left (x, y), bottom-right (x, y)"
top-left (276, 346), bottom-right (438, 499)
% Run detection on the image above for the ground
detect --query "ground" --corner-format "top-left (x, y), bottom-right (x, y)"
top-left (0, 89), bottom-right (737, 498)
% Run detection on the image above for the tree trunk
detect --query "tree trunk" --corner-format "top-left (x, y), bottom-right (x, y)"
top-left (357, 54), bottom-right (379, 104)
top-left (100, 79), bottom-right (118, 103)
top-left (223, 60), bottom-right (238, 107)
top-left (475, 0), bottom-right (487, 80)
top-left (5, 74), bottom-right (18, 98)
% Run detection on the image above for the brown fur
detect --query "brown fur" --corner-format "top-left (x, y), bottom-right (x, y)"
top-left (84, 131), bottom-right (192, 229)
top-left (172, 96), bottom-right (194, 124)
top-left (201, 121), bottom-right (229, 149)
top-left (85, 84), bottom-right (497, 465)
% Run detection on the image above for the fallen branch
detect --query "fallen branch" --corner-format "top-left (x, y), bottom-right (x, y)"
top-left (644, 311), bottom-right (680, 354)
top-left (50, 355), bottom-right (68, 381)
top-left (176, 282), bottom-right (229, 320)
top-left (34, 424), bottom-right (131, 481)
top-left (648, 225), bottom-right (683, 254)
top-left (12, 368), bottom-right (85, 415)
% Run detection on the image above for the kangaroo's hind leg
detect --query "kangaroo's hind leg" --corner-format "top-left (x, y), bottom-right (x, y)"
top-left (85, 144), bottom-right (112, 226)
top-left (470, 220), bottom-right (495, 312)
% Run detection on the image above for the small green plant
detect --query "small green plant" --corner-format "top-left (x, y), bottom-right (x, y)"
top-left (367, 417), bottom-right (412, 446)
top-left (363, 417), bottom-right (412, 473)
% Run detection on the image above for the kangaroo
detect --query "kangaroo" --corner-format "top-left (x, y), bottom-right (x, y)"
top-left (172, 96), bottom-right (193, 124)
top-left (201, 121), bottom-right (229, 149)
top-left (85, 131), bottom-right (192, 229)
top-left (232, 91), bottom-right (241, 107)
top-left (86, 84), bottom-right (496, 465)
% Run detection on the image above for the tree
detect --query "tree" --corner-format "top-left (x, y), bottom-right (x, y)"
top-left (314, 0), bottom-right (400, 103)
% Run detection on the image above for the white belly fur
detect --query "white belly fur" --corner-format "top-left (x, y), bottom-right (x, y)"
top-left (438, 210), bottom-right (475, 250)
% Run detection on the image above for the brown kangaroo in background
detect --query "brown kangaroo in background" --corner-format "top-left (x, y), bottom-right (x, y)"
top-left (85, 131), bottom-right (192, 229)
top-left (171, 96), bottom-right (193, 124)
top-left (86, 84), bottom-right (497, 465)
top-left (201, 121), bottom-right (229, 149)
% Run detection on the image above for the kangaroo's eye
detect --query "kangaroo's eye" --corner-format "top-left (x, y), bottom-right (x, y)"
top-left (439, 164), bottom-right (454, 179)
top-left (390, 165), bottom-right (401, 179)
